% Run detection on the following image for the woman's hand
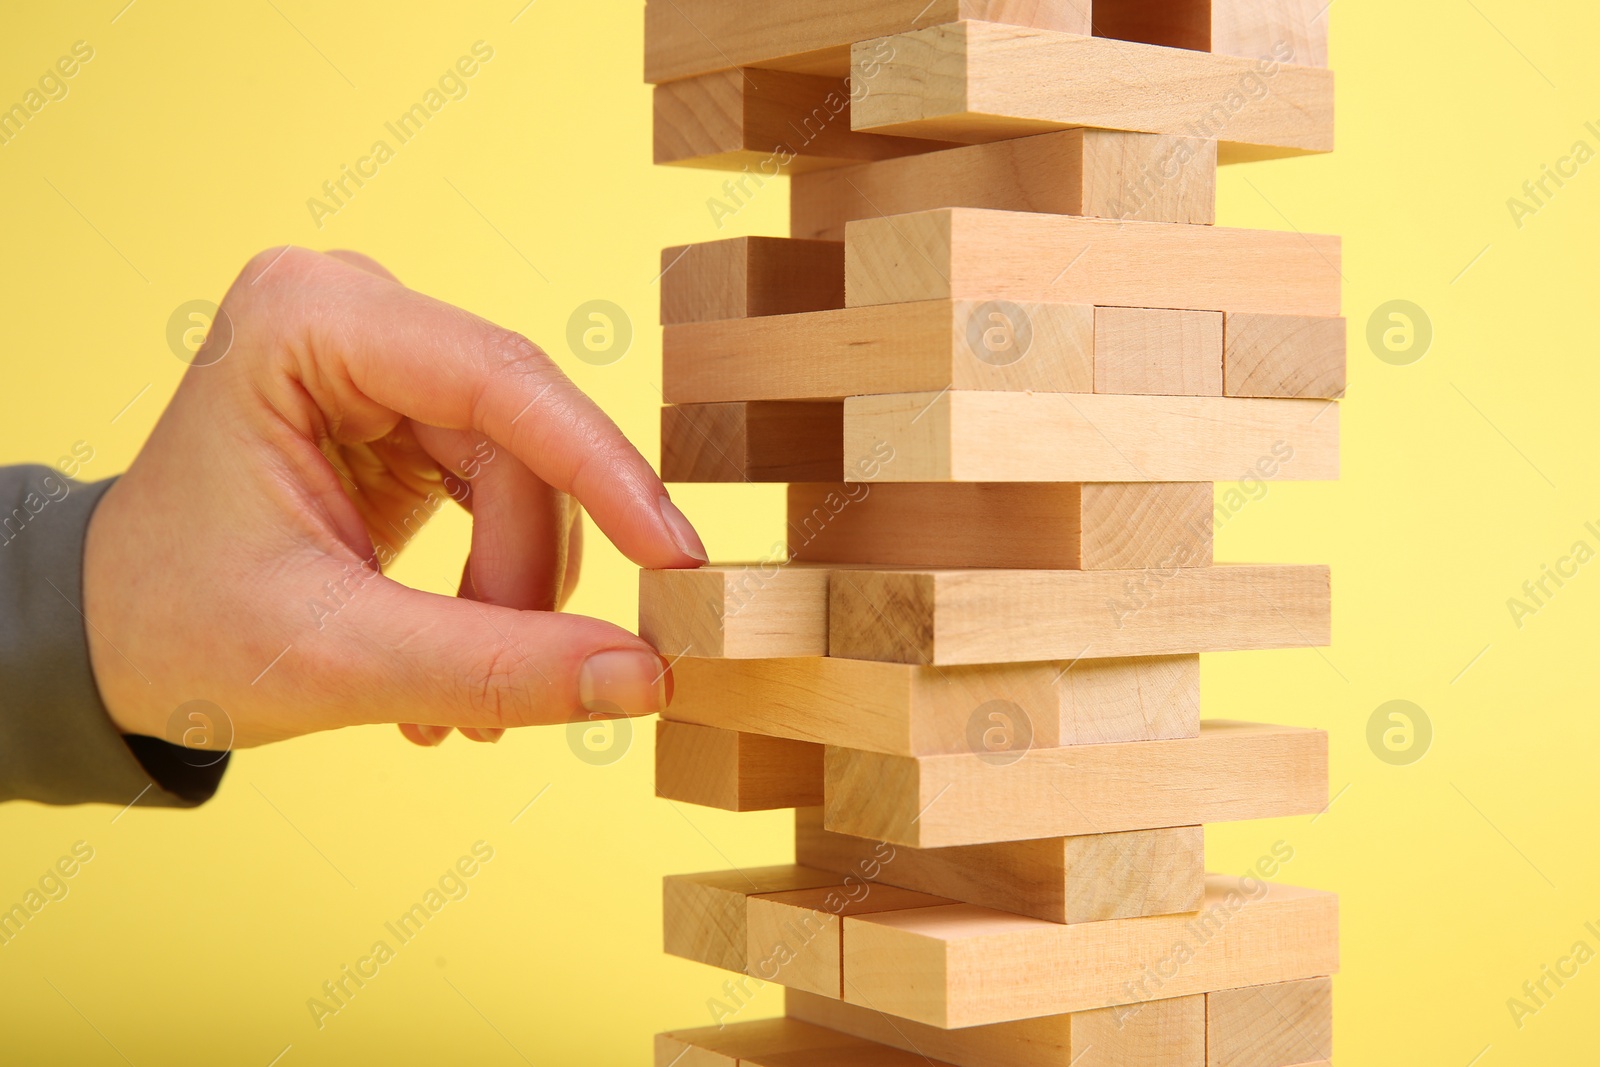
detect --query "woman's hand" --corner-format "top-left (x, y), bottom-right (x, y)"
top-left (82, 248), bottom-right (704, 750)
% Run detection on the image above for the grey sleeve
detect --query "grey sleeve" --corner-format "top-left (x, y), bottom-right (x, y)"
top-left (0, 466), bottom-right (228, 807)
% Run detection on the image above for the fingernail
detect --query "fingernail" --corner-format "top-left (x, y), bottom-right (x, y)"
top-left (658, 495), bottom-right (708, 563)
top-left (579, 649), bottom-right (669, 717)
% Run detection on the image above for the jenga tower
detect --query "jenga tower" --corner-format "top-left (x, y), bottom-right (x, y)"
top-left (643, 3), bottom-right (1341, 1064)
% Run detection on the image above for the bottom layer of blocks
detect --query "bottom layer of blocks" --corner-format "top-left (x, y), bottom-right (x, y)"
top-left (657, 979), bottom-right (1332, 1066)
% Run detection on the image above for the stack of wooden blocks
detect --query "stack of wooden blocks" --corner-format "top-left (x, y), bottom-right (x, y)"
top-left (640, 3), bottom-right (1341, 1064)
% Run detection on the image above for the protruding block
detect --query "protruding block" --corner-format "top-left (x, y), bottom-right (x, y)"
top-left (640, 565), bottom-right (831, 659)
top-left (644, 2), bottom-right (1091, 82)
top-left (748, 884), bottom-right (951, 996)
top-left (1095, 307), bottom-right (1224, 396)
top-left (1207, 978), bottom-right (1334, 1067)
top-left (825, 721), bottom-right (1328, 847)
top-left (656, 720), bottom-right (823, 811)
top-left (827, 564), bottom-right (1331, 665)
top-left (788, 482), bottom-right (1211, 570)
top-left (663, 866), bottom-right (841, 974)
top-left (663, 300), bottom-right (1093, 404)
top-left (790, 130), bottom-right (1217, 240)
top-left (665, 655), bottom-right (1199, 756)
top-left (661, 402), bottom-right (843, 483)
top-left (655, 1018), bottom-right (948, 1067)
top-left (661, 238), bottom-right (843, 325)
top-left (843, 391), bottom-right (1337, 482)
top-left (796, 809), bottom-right (1205, 923)
top-left (848, 22), bottom-right (1333, 160)
top-left (845, 208), bottom-right (1340, 316)
top-left (654, 68), bottom-right (955, 172)
top-left (1223, 313), bottom-right (1347, 399)
top-left (787, 988), bottom-right (1207, 1067)
top-left (842, 876), bottom-right (1339, 1027)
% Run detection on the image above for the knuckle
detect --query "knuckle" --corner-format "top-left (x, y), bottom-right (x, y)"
top-left (463, 642), bottom-right (533, 729)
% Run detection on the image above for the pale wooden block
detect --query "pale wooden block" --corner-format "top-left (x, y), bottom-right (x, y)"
top-left (663, 300), bottom-right (1093, 403)
top-left (661, 238), bottom-right (843, 325)
top-left (1207, 977), bottom-right (1333, 1067)
top-left (824, 720), bottom-right (1328, 847)
top-left (748, 884), bottom-right (951, 996)
top-left (1223, 314), bottom-right (1347, 399)
top-left (749, 1045), bottom-right (963, 1067)
top-left (645, 2), bottom-right (1090, 82)
top-left (842, 876), bottom-right (1340, 1027)
top-left (1095, 307), bottom-right (1224, 396)
top-left (1080, 482), bottom-right (1214, 570)
top-left (844, 208), bottom-right (1340, 316)
top-left (795, 808), bottom-right (1204, 923)
top-left (657, 1019), bottom-right (869, 1066)
top-left (654, 68), bottom-right (955, 173)
top-left (827, 564), bottom-right (1331, 665)
top-left (666, 656), bottom-right (1077, 756)
top-left (787, 988), bottom-right (1206, 1067)
top-left (1058, 655), bottom-right (1201, 744)
top-left (656, 720), bottom-right (823, 811)
top-left (1213, 0), bottom-right (1330, 67)
top-left (847, 22), bottom-right (1333, 159)
top-left (640, 565), bottom-right (831, 659)
top-left (661, 402), bottom-right (843, 483)
top-left (790, 129), bottom-right (1216, 240)
top-left (663, 866), bottom-right (841, 973)
top-left (842, 391), bottom-right (1337, 482)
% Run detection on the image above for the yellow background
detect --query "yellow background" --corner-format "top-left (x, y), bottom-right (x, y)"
top-left (0, 0), bottom-right (1594, 1062)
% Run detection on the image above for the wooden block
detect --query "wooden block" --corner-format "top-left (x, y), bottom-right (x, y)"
top-left (664, 866), bottom-right (842, 974)
top-left (644, 1), bottom-right (1090, 83)
top-left (843, 391), bottom-right (1337, 482)
top-left (796, 809), bottom-right (1205, 923)
top-left (748, 884), bottom-right (951, 996)
top-left (1207, 978), bottom-right (1333, 1067)
top-left (787, 988), bottom-right (1207, 1067)
top-left (1223, 314), bottom-right (1347, 399)
top-left (841, 876), bottom-right (1339, 1027)
top-left (1058, 654), bottom-right (1201, 744)
top-left (640, 565), bottom-right (831, 658)
top-left (661, 238), bottom-right (843, 325)
top-left (828, 564), bottom-right (1331, 665)
top-left (1089, 0), bottom-right (1211, 52)
top-left (656, 720), bottom-right (823, 811)
top-left (848, 22), bottom-right (1333, 160)
top-left (661, 402), bottom-right (843, 483)
top-left (656, 1018), bottom-right (867, 1066)
top-left (787, 482), bottom-right (1211, 569)
top-left (790, 130), bottom-right (1216, 241)
top-left (844, 208), bottom-right (1340, 317)
top-left (665, 654), bottom-right (1199, 756)
top-left (1213, 0), bottom-right (1330, 67)
top-left (654, 68), bottom-right (957, 173)
top-left (1095, 308), bottom-right (1224, 396)
top-left (824, 720), bottom-right (1328, 847)
top-left (663, 300), bottom-right (1093, 404)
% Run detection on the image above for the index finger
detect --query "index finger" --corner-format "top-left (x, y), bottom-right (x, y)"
top-left (229, 247), bottom-right (706, 571)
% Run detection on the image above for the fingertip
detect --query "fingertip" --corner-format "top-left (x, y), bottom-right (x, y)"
top-left (657, 496), bottom-right (709, 567)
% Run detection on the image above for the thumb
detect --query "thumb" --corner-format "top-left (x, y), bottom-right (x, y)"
top-left (325, 580), bottom-right (671, 730)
